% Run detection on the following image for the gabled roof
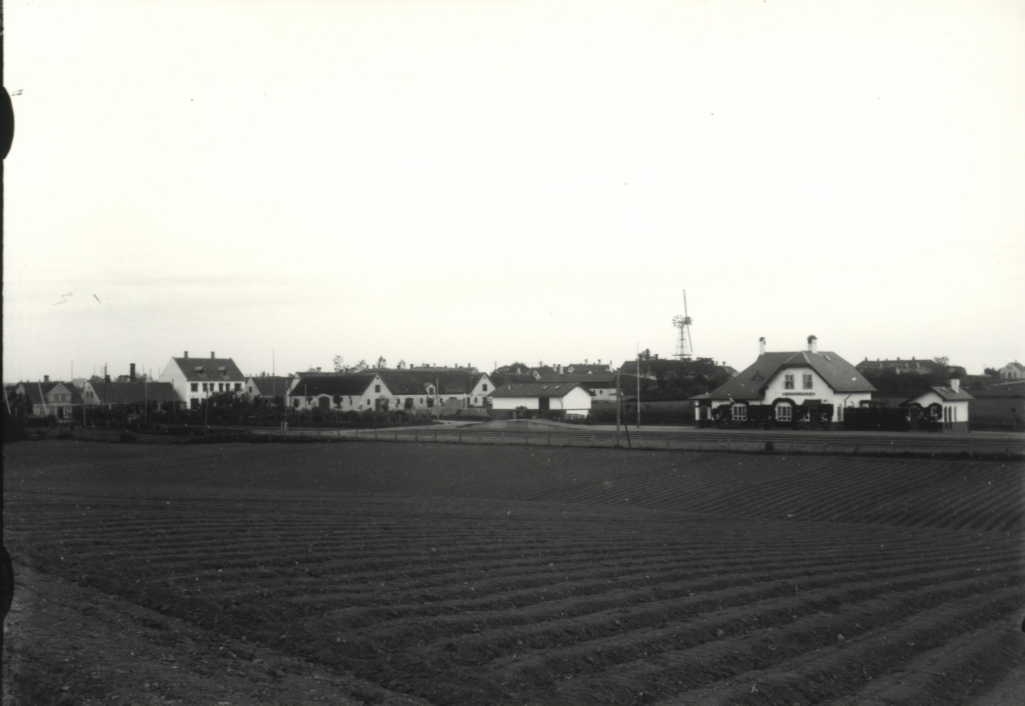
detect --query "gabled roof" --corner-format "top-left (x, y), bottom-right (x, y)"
top-left (562, 364), bottom-right (611, 375)
top-left (16, 381), bottom-right (83, 405)
top-left (290, 373), bottom-right (381, 397)
top-left (171, 357), bottom-right (245, 382)
top-left (89, 381), bottom-right (181, 405)
top-left (247, 376), bottom-right (292, 397)
top-left (536, 373), bottom-right (617, 388)
top-left (697, 351), bottom-right (875, 401)
top-left (911, 386), bottom-right (974, 403)
top-left (491, 382), bottom-right (587, 398)
top-left (378, 370), bottom-right (485, 395)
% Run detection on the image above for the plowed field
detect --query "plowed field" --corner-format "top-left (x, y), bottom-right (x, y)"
top-left (5, 441), bottom-right (1024, 705)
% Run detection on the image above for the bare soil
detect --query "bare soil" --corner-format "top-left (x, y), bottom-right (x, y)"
top-left (4, 440), bottom-right (1024, 705)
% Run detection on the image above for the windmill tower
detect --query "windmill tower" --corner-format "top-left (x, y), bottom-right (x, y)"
top-left (672, 290), bottom-right (694, 360)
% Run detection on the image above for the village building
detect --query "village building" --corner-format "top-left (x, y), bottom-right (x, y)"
top-left (997, 361), bottom-right (1025, 380)
top-left (245, 375), bottom-right (293, 402)
top-left (285, 372), bottom-right (391, 412)
top-left (536, 372), bottom-right (619, 402)
top-left (490, 382), bottom-right (593, 419)
top-left (12, 378), bottom-right (83, 420)
top-left (903, 380), bottom-right (973, 432)
top-left (692, 336), bottom-right (875, 424)
top-left (82, 380), bottom-right (183, 410)
top-left (378, 370), bottom-right (495, 413)
top-left (159, 351), bottom-right (247, 409)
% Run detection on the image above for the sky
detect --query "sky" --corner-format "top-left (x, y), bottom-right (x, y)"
top-left (4, 0), bottom-right (1024, 382)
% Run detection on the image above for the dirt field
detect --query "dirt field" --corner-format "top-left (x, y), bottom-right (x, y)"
top-left (4, 440), bottom-right (1024, 705)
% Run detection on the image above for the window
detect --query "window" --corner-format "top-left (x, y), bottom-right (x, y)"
top-left (191, 383), bottom-right (198, 392)
top-left (775, 403), bottom-right (793, 422)
top-left (293, 399), bottom-right (300, 408)
top-left (202, 383), bottom-right (208, 392)
top-left (731, 403), bottom-right (747, 421)
top-left (802, 374), bottom-right (813, 390)
top-left (235, 383), bottom-right (242, 391)
top-left (374, 384), bottom-right (381, 393)
top-left (784, 374), bottom-right (794, 390)
top-left (482, 383), bottom-right (488, 392)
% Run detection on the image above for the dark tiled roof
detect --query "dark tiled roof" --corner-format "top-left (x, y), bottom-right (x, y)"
top-left (536, 373), bottom-right (617, 388)
top-left (290, 373), bottom-right (380, 397)
top-left (698, 351), bottom-right (875, 401)
top-left (172, 357), bottom-right (245, 382)
top-left (17, 381), bottom-right (82, 405)
top-left (920, 386), bottom-right (974, 402)
top-left (90, 382), bottom-right (181, 405)
top-left (971, 380), bottom-right (1025, 398)
top-left (248, 376), bottom-right (292, 397)
top-left (379, 370), bottom-right (484, 395)
top-left (562, 364), bottom-right (611, 375)
top-left (491, 382), bottom-right (587, 398)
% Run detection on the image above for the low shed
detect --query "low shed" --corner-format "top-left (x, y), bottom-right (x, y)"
top-left (490, 382), bottom-right (592, 418)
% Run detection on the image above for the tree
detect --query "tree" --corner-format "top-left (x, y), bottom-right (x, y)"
top-left (984, 367), bottom-right (1000, 377)
top-left (376, 356), bottom-right (387, 369)
top-left (332, 355), bottom-right (346, 373)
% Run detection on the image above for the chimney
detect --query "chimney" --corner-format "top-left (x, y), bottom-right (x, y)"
top-left (184, 350), bottom-right (189, 358)
top-left (807, 335), bottom-right (818, 353)
top-left (130, 363), bottom-right (136, 381)
top-left (951, 378), bottom-right (961, 392)
top-left (758, 337), bottom-right (766, 356)
top-left (210, 351), bottom-right (215, 359)
top-left (43, 374), bottom-right (50, 383)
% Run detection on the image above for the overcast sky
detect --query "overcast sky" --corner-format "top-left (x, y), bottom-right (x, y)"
top-left (4, 0), bottom-right (1023, 382)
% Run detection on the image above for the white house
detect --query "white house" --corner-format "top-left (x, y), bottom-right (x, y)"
top-left (692, 335), bottom-right (875, 424)
top-left (998, 362), bottom-right (1025, 380)
top-left (904, 380), bottom-right (973, 432)
top-left (490, 382), bottom-right (593, 419)
top-left (13, 379), bottom-right (83, 420)
top-left (378, 370), bottom-right (495, 413)
top-left (537, 373), bottom-right (619, 402)
top-left (286, 373), bottom-right (391, 412)
top-left (159, 351), bottom-right (246, 409)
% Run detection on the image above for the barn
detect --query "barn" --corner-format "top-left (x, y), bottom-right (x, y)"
top-left (490, 382), bottom-right (592, 419)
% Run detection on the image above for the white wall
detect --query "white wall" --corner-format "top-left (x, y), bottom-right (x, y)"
top-left (761, 366), bottom-right (871, 421)
top-left (469, 375), bottom-right (495, 407)
top-left (550, 387), bottom-right (593, 416)
top-left (491, 396), bottom-right (540, 411)
top-left (910, 390), bottom-right (971, 425)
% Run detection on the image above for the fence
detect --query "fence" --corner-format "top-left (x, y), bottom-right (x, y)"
top-left (249, 425), bottom-right (1024, 458)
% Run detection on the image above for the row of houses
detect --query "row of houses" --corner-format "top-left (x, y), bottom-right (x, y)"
top-left (8, 341), bottom-right (1018, 430)
top-left (5, 351), bottom-right (600, 421)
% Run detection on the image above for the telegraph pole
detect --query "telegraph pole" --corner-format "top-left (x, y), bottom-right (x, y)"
top-left (636, 351), bottom-right (641, 430)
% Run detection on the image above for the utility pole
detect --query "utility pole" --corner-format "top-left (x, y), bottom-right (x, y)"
top-left (615, 367), bottom-right (622, 447)
top-left (636, 351), bottom-right (641, 430)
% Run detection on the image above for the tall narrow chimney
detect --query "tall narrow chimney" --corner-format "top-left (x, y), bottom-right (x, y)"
top-left (950, 378), bottom-right (961, 393)
top-left (43, 374), bottom-right (50, 383)
top-left (130, 363), bottom-right (136, 381)
top-left (807, 335), bottom-right (818, 353)
top-left (184, 350), bottom-right (189, 358)
top-left (210, 351), bottom-right (215, 359)
top-left (758, 337), bottom-right (766, 356)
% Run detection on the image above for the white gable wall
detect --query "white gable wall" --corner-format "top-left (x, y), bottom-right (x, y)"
top-left (762, 366), bottom-right (871, 422)
top-left (908, 390), bottom-right (970, 430)
top-left (550, 387), bottom-right (593, 417)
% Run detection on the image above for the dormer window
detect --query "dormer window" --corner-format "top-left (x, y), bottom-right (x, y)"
top-left (784, 373), bottom-right (794, 390)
